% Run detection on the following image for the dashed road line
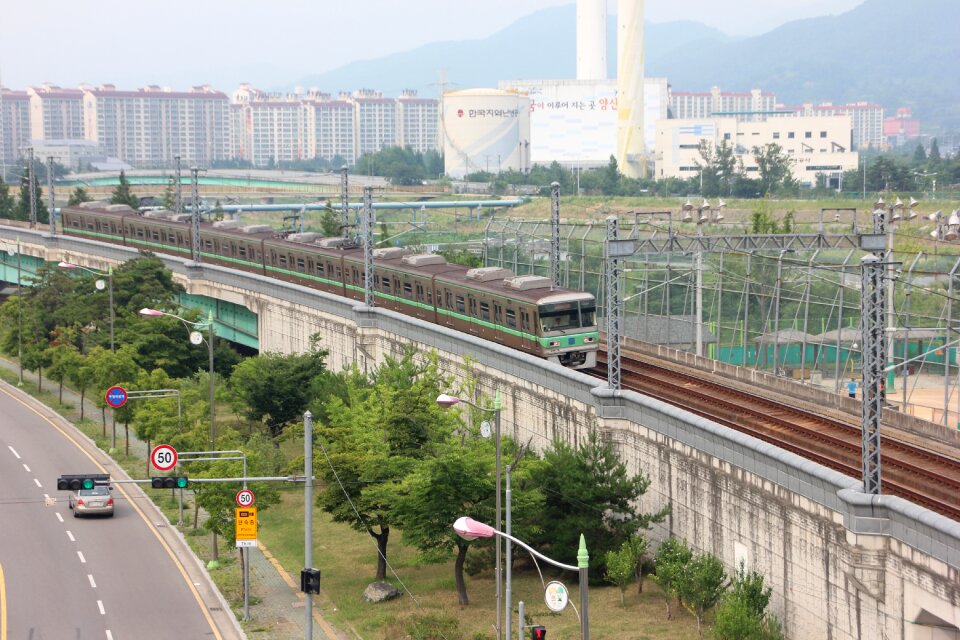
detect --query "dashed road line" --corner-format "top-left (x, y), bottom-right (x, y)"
top-left (88, 574), bottom-right (96, 588)
top-left (97, 600), bottom-right (105, 615)
top-left (55, 512), bottom-right (64, 523)
top-left (21, 464), bottom-right (29, 473)
top-left (32, 478), bottom-right (41, 488)
top-left (77, 551), bottom-right (86, 564)
top-left (7, 446), bottom-right (19, 459)
top-left (105, 630), bottom-right (113, 640)
top-left (66, 531), bottom-right (75, 542)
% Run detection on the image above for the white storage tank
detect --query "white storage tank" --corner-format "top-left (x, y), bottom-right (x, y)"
top-left (442, 89), bottom-right (531, 179)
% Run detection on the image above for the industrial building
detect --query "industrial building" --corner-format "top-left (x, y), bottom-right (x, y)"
top-left (655, 114), bottom-right (859, 187)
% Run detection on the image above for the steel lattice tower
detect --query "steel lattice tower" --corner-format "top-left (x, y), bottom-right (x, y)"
top-left (362, 186), bottom-right (375, 308)
top-left (605, 215), bottom-right (622, 389)
top-left (550, 182), bottom-right (561, 288)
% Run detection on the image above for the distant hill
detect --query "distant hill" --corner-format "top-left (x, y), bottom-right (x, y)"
top-left (651, 0), bottom-right (960, 129)
top-left (291, 5), bottom-right (729, 94)
top-left (293, 0), bottom-right (959, 130)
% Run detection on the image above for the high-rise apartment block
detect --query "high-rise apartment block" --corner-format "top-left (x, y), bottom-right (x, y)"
top-left (776, 102), bottom-right (884, 150)
top-left (0, 89), bottom-right (31, 166)
top-left (397, 90), bottom-right (439, 155)
top-left (302, 92), bottom-right (356, 164)
top-left (352, 90), bottom-right (399, 157)
top-left (670, 87), bottom-right (778, 121)
top-left (28, 84), bottom-right (85, 141)
top-left (83, 84), bottom-right (230, 167)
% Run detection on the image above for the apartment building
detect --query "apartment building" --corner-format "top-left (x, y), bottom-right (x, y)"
top-left (302, 92), bottom-right (356, 164)
top-left (655, 114), bottom-right (858, 187)
top-left (27, 84), bottom-right (85, 141)
top-left (232, 84), bottom-right (305, 166)
top-left (397, 90), bottom-right (439, 154)
top-left (0, 89), bottom-right (31, 166)
top-left (352, 90), bottom-right (399, 158)
top-left (669, 87), bottom-right (778, 122)
top-left (83, 84), bottom-right (230, 167)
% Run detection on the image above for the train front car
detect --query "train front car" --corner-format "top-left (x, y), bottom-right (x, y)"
top-left (535, 291), bottom-right (599, 369)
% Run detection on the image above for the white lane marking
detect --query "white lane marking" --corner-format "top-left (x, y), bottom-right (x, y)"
top-left (106, 631), bottom-right (114, 640)
top-left (88, 574), bottom-right (96, 588)
top-left (97, 599), bottom-right (105, 615)
top-left (22, 463), bottom-right (30, 472)
top-left (56, 512), bottom-right (64, 523)
top-left (43, 493), bottom-right (50, 500)
top-left (33, 478), bottom-right (42, 488)
top-left (77, 551), bottom-right (86, 563)
top-left (8, 446), bottom-right (20, 459)
top-left (66, 531), bottom-right (75, 542)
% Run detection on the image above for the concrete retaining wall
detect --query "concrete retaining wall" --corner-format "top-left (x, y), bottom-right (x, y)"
top-left (11, 228), bottom-right (959, 640)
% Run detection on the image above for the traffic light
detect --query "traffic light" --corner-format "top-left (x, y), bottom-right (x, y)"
top-left (151, 476), bottom-right (189, 489)
top-left (57, 474), bottom-right (110, 491)
top-left (301, 568), bottom-right (321, 594)
top-left (530, 625), bottom-right (546, 640)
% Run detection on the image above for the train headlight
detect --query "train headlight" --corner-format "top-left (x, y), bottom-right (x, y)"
top-left (584, 336), bottom-right (594, 343)
top-left (549, 340), bottom-right (560, 347)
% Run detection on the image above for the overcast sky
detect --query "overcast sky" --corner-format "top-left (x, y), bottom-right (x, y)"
top-left (1, 0), bottom-right (864, 89)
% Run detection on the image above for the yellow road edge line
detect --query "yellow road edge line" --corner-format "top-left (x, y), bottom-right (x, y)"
top-left (0, 384), bottom-right (224, 640)
top-left (258, 542), bottom-right (339, 640)
top-left (0, 560), bottom-right (7, 640)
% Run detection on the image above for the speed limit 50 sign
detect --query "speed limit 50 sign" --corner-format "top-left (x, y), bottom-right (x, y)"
top-left (235, 489), bottom-right (255, 507)
top-left (151, 444), bottom-right (178, 471)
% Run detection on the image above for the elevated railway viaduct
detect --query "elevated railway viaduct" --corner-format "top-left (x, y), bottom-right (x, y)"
top-left (5, 226), bottom-right (958, 639)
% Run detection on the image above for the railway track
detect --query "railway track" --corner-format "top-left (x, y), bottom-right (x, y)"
top-left (590, 351), bottom-right (960, 521)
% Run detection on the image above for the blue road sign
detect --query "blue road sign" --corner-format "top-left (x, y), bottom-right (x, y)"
top-left (105, 385), bottom-right (128, 408)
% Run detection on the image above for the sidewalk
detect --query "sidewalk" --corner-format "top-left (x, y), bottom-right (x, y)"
top-left (0, 357), bottom-right (347, 640)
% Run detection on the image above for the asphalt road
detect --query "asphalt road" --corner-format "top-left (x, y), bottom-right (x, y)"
top-left (0, 381), bottom-right (241, 639)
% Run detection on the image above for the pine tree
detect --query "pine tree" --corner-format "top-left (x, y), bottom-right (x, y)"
top-left (14, 170), bottom-right (49, 223)
top-left (0, 178), bottom-right (14, 218)
top-left (161, 177), bottom-right (175, 210)
top-left (110, 171), bottom-right (139, 208)
top-left (929, 138), bottom-right (942, 163)
top-left (67, 186), bottom-right (93, 206)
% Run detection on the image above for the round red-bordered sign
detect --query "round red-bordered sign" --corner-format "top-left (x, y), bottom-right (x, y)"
top-left (151, 444), bottom-right (178, 471)
top-left (105, 385), bottom-right (128, 408)
top-left (235, 489), bottom-right (255, 507)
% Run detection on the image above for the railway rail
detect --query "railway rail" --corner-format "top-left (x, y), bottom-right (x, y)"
top-left (591, 350), bottom-right (960, 521)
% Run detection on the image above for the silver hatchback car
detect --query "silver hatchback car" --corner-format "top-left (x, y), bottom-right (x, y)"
top-left (68, 486), bottom-right (115, 517)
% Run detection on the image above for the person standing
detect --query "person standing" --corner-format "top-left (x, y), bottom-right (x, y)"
top-left (847, 378), bottom-right (857, 398)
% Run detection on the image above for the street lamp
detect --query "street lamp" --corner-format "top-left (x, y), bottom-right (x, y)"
top-left (0, 239), bottom-right (23, 384)
top-left (140, 308), bottom-right (215, 449)
top-left (59, 262), bottom-right (114, 352)
top-left (437, 393), bottom-right (503, 640)
top-left (453, 516), bottom-right (590, 640)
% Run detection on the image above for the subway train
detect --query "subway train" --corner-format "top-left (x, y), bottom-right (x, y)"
top-left (60, 204), bottom-right (599, 369)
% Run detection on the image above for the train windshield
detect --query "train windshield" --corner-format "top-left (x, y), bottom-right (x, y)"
top-left (539, 300), bottom-right (597, 332)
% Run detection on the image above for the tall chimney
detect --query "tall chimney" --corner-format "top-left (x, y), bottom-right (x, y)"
top-left (576, 0), bottom-right (607, 80)
top-left (616, 0), bottom-right (645, 178)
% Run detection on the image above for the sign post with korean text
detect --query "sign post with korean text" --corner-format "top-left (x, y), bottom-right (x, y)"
top-left (235, 507), bottom-right (258, 548)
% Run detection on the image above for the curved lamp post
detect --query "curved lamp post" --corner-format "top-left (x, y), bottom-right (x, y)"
top-left (139, 308), bottom-right (215, 448)
top-left (454, 516), bottom-right (589, 640)
top-left (59, 262), bottom-right (114, 352)
top-left (437, 393), bottom-right (503, 639)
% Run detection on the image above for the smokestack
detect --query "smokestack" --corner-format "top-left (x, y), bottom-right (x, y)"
top-left (577, 0), bottom-right (607, 80)
top-left (616, 0), bottom-right (645, 178)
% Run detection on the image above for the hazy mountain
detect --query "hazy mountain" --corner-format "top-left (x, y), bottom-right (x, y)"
top-left (291, 5), bottom-right (730, 94)
top-left (293, 0), bottom-right (958, 129)
top-left (651, 0), bottom-right (960, 128)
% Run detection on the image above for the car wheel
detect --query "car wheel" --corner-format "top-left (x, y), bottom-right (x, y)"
top-left (73, 510), bottom-right (79, 518)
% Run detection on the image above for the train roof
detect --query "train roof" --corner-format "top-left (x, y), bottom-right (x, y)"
top-left (63, 205), bottom-right (595, 304)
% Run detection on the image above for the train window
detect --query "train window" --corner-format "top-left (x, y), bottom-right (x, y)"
top-left (381, 276), bottom-right (391, 291)
top-left (135, 227), bottom-right (145, 238)
top-left (506, 309), bottom-right (517, 327)
top-left (151, 229), bottom-right (160, 241)
top-left (307, 258), bottom-right (314, 273)
top-left (203, 239), bottom-right (213, 251)
top-left (177, 233), bottom-right (186, 246)
top-left (71, 219), bottom-right (80, 228)
top-left (352, 267), bottom-right (360, 283)
top-left (278, 254), bottom-right (287, 268)
top-left (110, 222), bottom-right (119, 235)
top-left (494, 303), bottom-right (502, 323)
top-left (469, 297), bottom-right (477, 316)
top-left (456, 295), bottom-right (465, 313)
top-left (403, 282), bottom-right (413, 297)
top-left (479, 302), bottom-right (490, 321)
top-left (580, 303), bottom-right (597, 327)
top-left (445, 291), bottom-right (453, 309)
top-left (230, 242), bottom-right (238, 256)
top-left (416, 283), bottom-right (425, 302)
top-left (86, 220), bottom-right (95, 230)
top-left (238, 245), bottom-right (247, 258)
top-left (426, 290), bottom-right (432, 305)
top-left (335, 266), bottom-right (342, 280)
top-left (316, 261), bottom-right (324, 275)
top-left (521, 311), bottom-right (530, 332)
top-left (296, 257), bottom-right (306, 271)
